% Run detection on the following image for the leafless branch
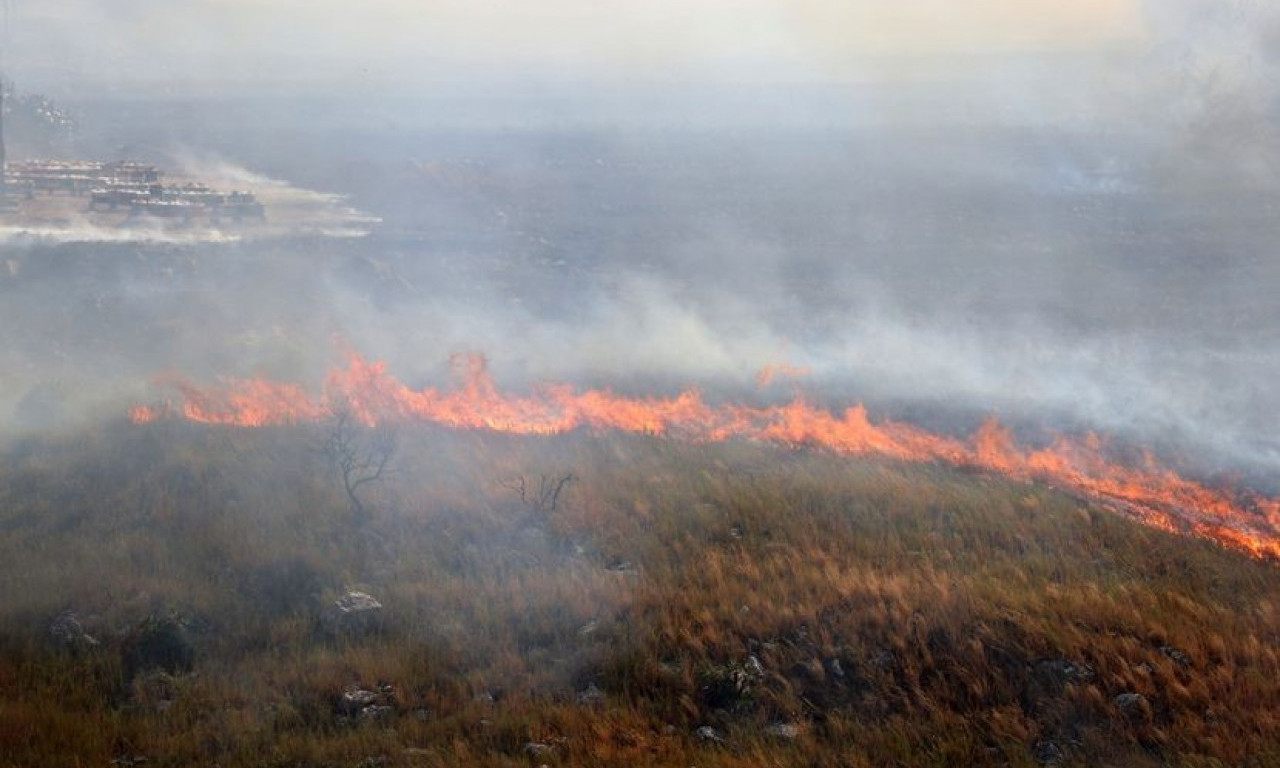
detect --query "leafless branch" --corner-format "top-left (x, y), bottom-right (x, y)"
top-left (325, 405), bottom-right (396, 521)
top-left (501, 471), bottom-right (575, 516)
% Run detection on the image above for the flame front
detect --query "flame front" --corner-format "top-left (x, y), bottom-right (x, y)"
top-left (131, 353), bottom-right (1280, 560)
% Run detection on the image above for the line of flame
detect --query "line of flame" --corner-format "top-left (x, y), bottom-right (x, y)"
top-left (129, 353), bottom-right (1280, 561)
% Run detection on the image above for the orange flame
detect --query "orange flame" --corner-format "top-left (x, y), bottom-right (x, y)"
top-left (131, 353), bottom-right (1280, 561)
top-left (755, 363), bottom-right (812, 387)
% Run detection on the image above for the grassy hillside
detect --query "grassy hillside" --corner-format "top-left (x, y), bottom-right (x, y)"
top-left (1, 421), bottom-right (1278, 767)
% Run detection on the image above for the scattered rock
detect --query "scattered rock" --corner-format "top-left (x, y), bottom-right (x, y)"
top-left (359, 704), bottom-right (394, 722)
top-left (323, 591), bottom-right (383, 634)
top-left (48, 610), bottom-right (98, 650)
top-left (694, 725), bottom-right (724, 744)
top-left (1114, 692), bottom-right (1150, 720)
top-left (868, 649), bottom-right (896, 671)
top-left (331, 590), bottom-right (382, 619)
top-left (523, 742), bottom-right (553, 757)
top-left (577, 620), bottom-right (598, 636)
top-left (1034, 742), bottom-right (1064, 762)
top-left (1027, 658), bottom-right (1095, 704)
top-left (576, 683), bottom-right (606, 707)
top-left (764, 722), bottom-right (801, 740)
top-left (701, 657), bottom-right (765, 708)
top-left (824, 658), bottom-right (846, 679)
top-left (1160, 646), bottom-right (1192, 668)
top-left (339, 688), bottom-right (380, 715)
top-left (1033, 739), bottom-right (1064, 766)
top-left (605, 558), bottom-right (636, 573)
top-left (1034, 659), bottom-right (1094, 686)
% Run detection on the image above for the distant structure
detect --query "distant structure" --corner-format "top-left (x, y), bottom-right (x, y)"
top-left (0, 80), bottom-right (263, 224)
top-left (6, 158), bottom-right (264, 223)
top-left (11, 159), bottom-right (162, 194)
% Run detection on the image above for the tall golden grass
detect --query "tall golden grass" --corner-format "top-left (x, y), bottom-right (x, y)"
top-left (0, 421), bottom-right (1277, 766)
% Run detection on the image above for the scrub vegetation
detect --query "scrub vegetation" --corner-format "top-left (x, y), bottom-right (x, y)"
top-left (1, 421), bottom-right (1278, 767)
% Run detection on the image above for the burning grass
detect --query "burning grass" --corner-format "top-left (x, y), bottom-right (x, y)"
top-left (0, 422), bottom-right (1278, 767)
top-left (132, 353), bottom-right (1280, 560)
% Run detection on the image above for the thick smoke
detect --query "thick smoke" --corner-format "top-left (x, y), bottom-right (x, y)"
top-left (1, 0), bottom-right (1279, 487)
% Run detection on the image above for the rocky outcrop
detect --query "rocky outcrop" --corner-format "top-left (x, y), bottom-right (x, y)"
top-left (764, 722), bottom-right (801, 740)
top-left (1114, 692), bottom-right (1151, 721)
top-left (337, 684), bottom-right (397, 723)
top-left (323, 591), bottom-right (383, 635)
top-left (48, 610), bottom-right (98, 650)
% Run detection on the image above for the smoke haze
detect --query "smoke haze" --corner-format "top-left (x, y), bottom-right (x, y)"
top-left (2, 0), bottom-right (1279, 484)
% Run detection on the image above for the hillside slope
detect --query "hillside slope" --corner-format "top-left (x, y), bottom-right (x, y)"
top-left (1, 422), bottom-right (1278, 767)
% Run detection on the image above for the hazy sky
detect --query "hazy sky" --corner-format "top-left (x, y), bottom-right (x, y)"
top-left (6, 0), bottom-right (1147, 91)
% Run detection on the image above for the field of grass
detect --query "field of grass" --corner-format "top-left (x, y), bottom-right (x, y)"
top-left (1, 420), bottom-right (1278, 767)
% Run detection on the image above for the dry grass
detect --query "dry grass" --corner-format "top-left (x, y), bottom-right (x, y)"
top-left (1, 420), bottom-right (1278, 767)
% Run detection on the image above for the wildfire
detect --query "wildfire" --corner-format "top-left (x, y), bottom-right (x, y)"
top-left (131, 353), bottom-right (1280, 561)
top-left (755, 363), bottom-right (812, 387)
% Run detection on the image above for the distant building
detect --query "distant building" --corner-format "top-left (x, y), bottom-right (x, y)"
top-left (9, 159), bottom-right (164, 194)
top-left (0, 101), bottom-right (263, 224)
